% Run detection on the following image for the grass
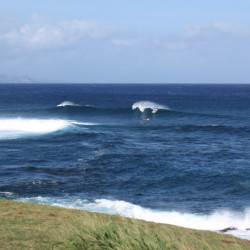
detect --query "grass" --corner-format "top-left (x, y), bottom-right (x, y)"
top-left (0, 199), bottom-right (249, 249)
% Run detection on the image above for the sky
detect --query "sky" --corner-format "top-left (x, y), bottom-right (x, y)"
top-left (1, 0), bottom-right (250, 83)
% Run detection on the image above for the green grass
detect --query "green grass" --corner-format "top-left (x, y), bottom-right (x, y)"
top-left (0, 199), bottom-right (249, 249)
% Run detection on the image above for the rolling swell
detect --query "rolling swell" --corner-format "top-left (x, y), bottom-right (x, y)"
top-left (0, 114), bottom-right (247, 141)
top-left (13, 98), bottom-right (239, 123)
top-left (49, 104), bottom-right (190, 121)
top-left (48, 103), bottom-right (239, 121)
top-left (52, 105), bottom-right (133, 117)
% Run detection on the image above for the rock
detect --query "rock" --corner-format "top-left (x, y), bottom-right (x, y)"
top-left (219, 227), bottom-right (238, 232)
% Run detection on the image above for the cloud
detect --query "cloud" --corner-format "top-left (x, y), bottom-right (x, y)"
top-left (0, 15), bottom-right (114, 51)
top-left (111, 38), bottom-right (137, 46)
top-left (1, 15), bottom-right (249, 55)
top-left (154, 21), bottom-right (250, 53)
top-left (212, 21), bottom-right (250, 35)
top-left (1, 15), bottom-right (250, 83)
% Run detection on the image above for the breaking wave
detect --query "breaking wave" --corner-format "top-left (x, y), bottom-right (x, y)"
top-left (57, 101), bottom-right (80, 107)
top-left (0, 118), bottom-right (69, 139)
top-left (132, 101), bottom-right (170, 113)
top-left (17, 197), bottom-right (250, 240)
top-left (71, 121), bottom-right (98, 126)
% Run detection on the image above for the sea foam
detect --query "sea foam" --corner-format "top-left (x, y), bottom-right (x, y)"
top-left (0, 118), bottom-right (69, 139)
top-left (17, 197), bottom-right (250, 240)
top-left (132, 101), bottom-right (169, 113)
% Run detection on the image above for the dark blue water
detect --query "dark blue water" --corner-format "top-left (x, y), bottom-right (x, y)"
top-left (0, 84), bottom-right (249, 238)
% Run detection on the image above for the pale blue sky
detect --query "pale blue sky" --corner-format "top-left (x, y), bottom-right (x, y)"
top-left (1, 1), bottom-right (250, 83)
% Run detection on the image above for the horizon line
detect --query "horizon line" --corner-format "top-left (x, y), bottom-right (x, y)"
top-left (1, 82), bottom-right (250, 85)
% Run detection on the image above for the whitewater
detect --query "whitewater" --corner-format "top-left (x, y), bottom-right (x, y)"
top-left (17, 196), bottom-right (250, 240)
top-left (0, 83), bottom-right (249, 240)
top-left (0, 118), bottom-right (70, 139)
top-left (132, 101), bottom-right (170, 113)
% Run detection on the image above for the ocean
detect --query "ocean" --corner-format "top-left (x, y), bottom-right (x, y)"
top-left (0, 83), bottom-right (249, 239)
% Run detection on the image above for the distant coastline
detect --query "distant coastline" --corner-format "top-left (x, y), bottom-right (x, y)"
top-left (0, 74), bottom-right (63, 84)
top-left (1, 74), bottom-right (250, 84)
top-left (0, 74), bottom-right (37, 83)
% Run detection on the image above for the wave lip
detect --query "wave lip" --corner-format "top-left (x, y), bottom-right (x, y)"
top-left (132, 101), bottom-right (169, 113)
top-left (57, 101), bottom-right (80, 107)
top-left (0, 118), bottom-right (69, 139)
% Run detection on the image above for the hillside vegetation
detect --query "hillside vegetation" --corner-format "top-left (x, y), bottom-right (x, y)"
top-left (0, 199), bottom-right (249, 249)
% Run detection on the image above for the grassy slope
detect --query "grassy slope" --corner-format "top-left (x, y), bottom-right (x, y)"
top-left (0, 199), bottom-right (249, 249)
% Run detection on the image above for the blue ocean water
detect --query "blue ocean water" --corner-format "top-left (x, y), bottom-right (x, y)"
top-left (0, 83), bottom-right (250, 239)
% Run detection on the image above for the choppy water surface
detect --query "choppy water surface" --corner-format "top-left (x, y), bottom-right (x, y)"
top-left (0, 84), bottom-right (250, 239)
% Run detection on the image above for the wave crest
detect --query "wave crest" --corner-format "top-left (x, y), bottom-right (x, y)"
top-left (132, 101), bottom-right (169, 113)
top-left (57, 101), bottom-right (80, 107)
